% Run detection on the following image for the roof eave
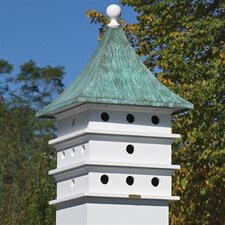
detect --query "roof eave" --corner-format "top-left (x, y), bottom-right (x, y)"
top-left (36, 100), bottom-right (193, 119)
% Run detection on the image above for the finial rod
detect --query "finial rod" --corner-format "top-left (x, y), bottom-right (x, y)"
top-left (106, 4), bottom-right (121, 28)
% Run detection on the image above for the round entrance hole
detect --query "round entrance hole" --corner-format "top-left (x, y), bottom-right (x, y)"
top-left (126, 176), bottom-right (134, 186)
top-left (101, 112), bottom-right (109, 122)
top-left (100, 175), bottom-right (109, 184)
top-left (126, 145), bottom-right (134, 154)
top-left (126, 114), bottom-right (135, 123)
top-left (151, 177), bottom-right (159, 187)
top-left (151, 115), bottom-right (160, 125)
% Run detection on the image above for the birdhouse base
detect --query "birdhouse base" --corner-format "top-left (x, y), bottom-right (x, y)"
top-left (56, 198), bottom-right (169, 225)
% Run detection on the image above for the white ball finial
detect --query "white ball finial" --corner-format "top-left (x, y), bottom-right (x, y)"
top-left (106, 4), bottom-right (121, 28)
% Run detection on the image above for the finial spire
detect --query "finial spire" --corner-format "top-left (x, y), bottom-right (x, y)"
top-left (106, 4), bottom-right (121, 28)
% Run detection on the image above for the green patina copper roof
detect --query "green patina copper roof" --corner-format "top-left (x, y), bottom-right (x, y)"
top-left (37, 27), bottom-right (193, 118)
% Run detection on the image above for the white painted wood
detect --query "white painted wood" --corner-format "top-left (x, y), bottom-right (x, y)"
top-left (89, 108), bottom-right (171, 132)
top-left (55, 172), bottom-right (172, 199)
top-left (89, 140), bottom-right (172, 165)
top-left (56, 203), bottom-right (87, 225)
top-left (57, 174), bottom-right (89, 199)
top-left (56, 200), bottom-right (169, 225)
top-left (57, 143), bottom-right (88, 168)
top-left (49, 128), bottom-right (180, 145)
top-left (106, 4), bottom-right (121, 28)
top-left (50, 105), bottom-right (180, 225)
top-left (53, 133), bottom-right (177, 153)
top-left (89, 172), bottom-right (171, 196)
top-left (56, 140), bottom-right (172, 168)
top-left (49, 160), bottom-right (180, 179)
top-left (54, 103), bottom-right (174, 120)
top-left (57, 110), bottom-right (89, 137)
top-left (50, 193), bottom-right (179, 205)
top-left (87, 201), bottom-right (168, 225)
top-left (56, 108), bottom-right (172, 138)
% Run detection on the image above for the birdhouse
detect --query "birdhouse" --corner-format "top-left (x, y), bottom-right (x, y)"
top-left (37, 4), bottom-right (193, 225)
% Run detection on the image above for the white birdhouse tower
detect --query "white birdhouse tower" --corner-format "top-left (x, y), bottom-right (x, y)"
top-left (37, 4), bottom-right (193, 225)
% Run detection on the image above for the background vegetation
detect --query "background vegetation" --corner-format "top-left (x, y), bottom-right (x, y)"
top-left (0, 60), bottom-right (64, 224)
top-left (0, 0), bottom-right (224, 224)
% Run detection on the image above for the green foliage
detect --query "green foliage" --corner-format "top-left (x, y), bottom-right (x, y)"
top-left (0, 60), bottom-right (64, 224)
top-left (87, 1), bottom-right (225, 224)
top-left (0, 60), bottom-right (13, 74)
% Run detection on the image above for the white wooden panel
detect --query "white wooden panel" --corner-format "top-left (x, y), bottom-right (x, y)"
top-left (53, 105), bottom-right (175, 225)
top-left (57, 110), bottom-right (89, 136)
top-left (56, 202), bottom-right (168, 225)
top-left (87, 202), bottom-right (168, 225)
top-left (89, 109), bottom-right (171, 134)
top-left (57, 143), bottom-right (89, 168)
top-left (89, 140), bottom-right (171, 165)
top-left (57, 174), bottom-right (88, 198)
top-left (56, 203), bottom-right (87, 225)
top-left (88, 172), bottom-right (171, 196)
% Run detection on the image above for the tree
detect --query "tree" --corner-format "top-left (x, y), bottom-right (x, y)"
top-left (86, 1), bottom-right (225, 224)
top-left (0, 59), bottom-right (64, 224)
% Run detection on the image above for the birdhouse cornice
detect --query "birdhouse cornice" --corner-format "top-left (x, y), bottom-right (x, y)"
top-left (49, 192), bottom-right (180, 206)
top-left (49, 127), bottom-right (180, 146)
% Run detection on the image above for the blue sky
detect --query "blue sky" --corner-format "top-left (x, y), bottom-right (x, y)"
top-left (0, 0), bottom-right (136, 86)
